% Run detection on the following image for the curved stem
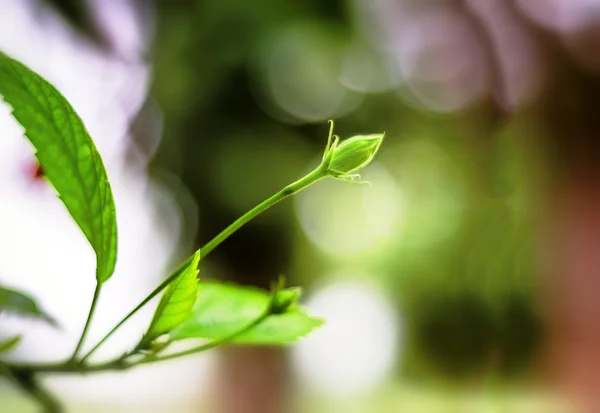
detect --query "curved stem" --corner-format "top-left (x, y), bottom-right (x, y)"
top-left (80, 273), bottom-right (183, 363)
top-left (138, 308), bottom-right (272, 365)
top-left (7, 294), bottom-right (274, 374)
top-left (71, 283), bottom-right (102, 361)
top-left (200, 166), bottom-right (325, 257)
top-left (20, 375), bottom-right (62, 413)
top-left (81, 166), bottom-right (326, 362)
top-left (4, 366), bottom-right (63, 412)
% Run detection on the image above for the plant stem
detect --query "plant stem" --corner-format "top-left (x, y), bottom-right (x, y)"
top-left (7, 301), bottom-right (273, 374)
top-left (0, 361), bottom-right (20, 387)
top-left (81, 166), bottom-right (326, 362)
top-left (24, 377), bottom-right (62, 413)
top-left (10, 370), bottom-right (63, 412)
top-left (80, 273), bottom-right (182, 363)
top-left (200, 166), bottom-right (325, 256)
top-left (71, 283), bottom-right (102, 361)
top-left (138, 307), bottom-right (272, 365)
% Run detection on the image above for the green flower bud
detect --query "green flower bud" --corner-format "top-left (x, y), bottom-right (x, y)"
top-left (270, 287), bottom-right (302, 314)
top-left (328, 133), bottom-right (384, 176)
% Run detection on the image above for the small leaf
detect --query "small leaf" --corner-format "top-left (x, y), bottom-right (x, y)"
top-left (0, 286), bottom-right (57, 326)
top-left (142, 250), bottom-right (201, 344)
top-left (171, 282), bottom-right (323, 345)
top-left (0, 336), bottom-right (22, 353)
top-left (0, 52), bottom-right (118, 283)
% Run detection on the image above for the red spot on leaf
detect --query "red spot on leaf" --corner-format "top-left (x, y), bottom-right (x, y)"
top-left (33, 164), bottom-right (44, 180)
top-left (26, 161), bottom-right (45, 183)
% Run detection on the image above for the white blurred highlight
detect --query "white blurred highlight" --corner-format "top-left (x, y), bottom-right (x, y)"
top-left (517, 0), bottom-right (600, 72)
top-left (292, 279), bottom-right (400, 398)
top-left (353, 0), bottom-right (546, 112)
top-left (295, 162), bottom-right (403, 257)
top-left (340, 42), bottom-right (400, 93)
top-left (252, 22), bottom-right (362, 123)
top-left (397, 8), bottom-right (489, 112)
top-left (465, 0), bottom-right (544, 108)
top-left (0, 0), bottom-right (207, 406)
top-left (91, 0), bottom-right (153, 58)
top-left (516, 0), bottom-right (600, 35)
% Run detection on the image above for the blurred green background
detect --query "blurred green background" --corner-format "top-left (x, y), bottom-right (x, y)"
top-left (6, 0), bottom-right (600, 411)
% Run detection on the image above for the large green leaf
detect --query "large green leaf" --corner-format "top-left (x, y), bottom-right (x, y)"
top-left (171, 282), bottom-right (323, 345)
top-left (143, 250), bottom-right (201, 344)
top-left (0, 336), bottom-right (21, 353)
top-left (0, 52), bottom-right (118, 283)
top-left (0, 286), bottom-right (56, 325)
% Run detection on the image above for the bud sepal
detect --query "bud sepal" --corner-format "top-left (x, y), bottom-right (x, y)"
top-left (320, 120), bottom-right (384, 183)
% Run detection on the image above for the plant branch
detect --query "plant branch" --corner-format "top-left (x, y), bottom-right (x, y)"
top-left (7, 299), bottom-right (274, 375)
top-left (7, 121), bottom-right (380, 378)
top-left (8, 369), bottom-right (63, 413)
top-left (138, 306), bottom-right (272, 365)
top-left (81, 165), bottom-right (327, 362)
top-left (71, 283), bottom-right (102, 361)
top-left (200, 165), bottom-right (326, 257)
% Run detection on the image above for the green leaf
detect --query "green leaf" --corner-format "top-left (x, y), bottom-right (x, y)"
top-left (171, 282), bottom-right (323, 345)
top-left (0, 52), bottom-right (118, 283)
top-left (143, 250), bottom-right (201, 344)
top-left (0, 286), bottom-right (57, 326)
top-left (0, 336), bottom-right (21, 353)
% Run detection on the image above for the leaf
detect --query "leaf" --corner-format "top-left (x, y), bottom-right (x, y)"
top-left (0, 336), bottom-right (21, 353)
top-left (142, 250), bottom-right (201, 344)
top-left (0, 52), bottom-right (118, 283)
top-left (171, 282), bottom-right (323, 345)
top-left (0, 286), bottom-right (57, 326)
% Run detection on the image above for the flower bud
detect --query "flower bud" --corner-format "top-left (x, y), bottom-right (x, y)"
top-left (271, 287), bottom-right (302, 314)
top-left (328, 133), bottom-right (384, 175)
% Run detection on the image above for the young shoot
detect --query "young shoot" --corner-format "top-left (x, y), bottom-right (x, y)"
top-left (0, 50), bottom-right (385, 413)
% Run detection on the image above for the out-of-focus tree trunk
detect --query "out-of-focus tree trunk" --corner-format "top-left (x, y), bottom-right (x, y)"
top-left (211, 346), bottom-right (289, 413)
top-left (536, 44), bottom-right (600, 410)
top-left (462, 2), bottom-right (600, 407)
top-left (203, 230), bottom-right (292, 413)
top-left (544, 173), bottom-right (600, 410)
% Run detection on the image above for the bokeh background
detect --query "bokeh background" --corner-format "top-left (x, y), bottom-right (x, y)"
top-left (2, 0), bottom-right (600, 412)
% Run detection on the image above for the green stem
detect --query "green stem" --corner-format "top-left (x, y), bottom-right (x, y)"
top-left (138, 307), bottom-right (272, 365)
top-left (81, 166), bottom-right (326, 362)
top-left (7, 300), bottom-right (273, 374)
top-left (71, 283), bottom-right (102, 361)
top-left (10, 369), bottom-right (63, 413)
top-left (0, 361), bottom-right (21, 387)
top-left (80, 275), bottom-right (181, 363)
top-left (24, 377), bottom-right (62, 413)
top-left (201, 166), bottom-right (325, 256)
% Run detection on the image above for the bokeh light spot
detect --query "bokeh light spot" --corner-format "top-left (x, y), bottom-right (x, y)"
top-left (252, 21), bottom-right (362, 123)
top-left (292, 279), bottom-right (400, 398)
top-left (295, 162), bottom-right (403, 257)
